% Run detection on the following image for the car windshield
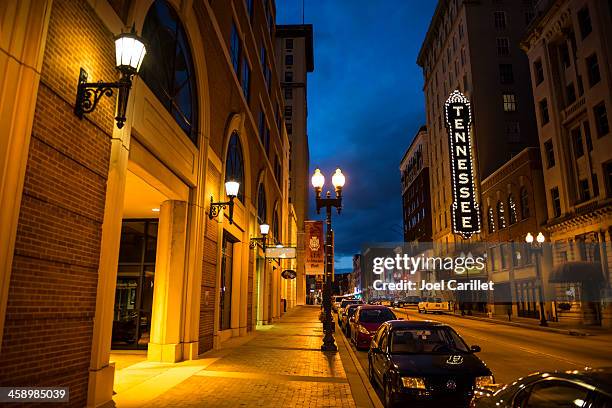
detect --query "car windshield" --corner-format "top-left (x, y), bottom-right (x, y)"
top-left (334, 297), bottom-right (344, 303)
top-left (359, 308), bottom-right (396, 323)
top-left (340, 300), bottom-right (361, 308)
top-left (390, 327), bottom-right (470, 354)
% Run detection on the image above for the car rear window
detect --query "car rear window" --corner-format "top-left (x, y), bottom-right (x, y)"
top-left (390, 327), bottom-right (469, 354)
top-left (359, 308), bottom-right (395, 323)
top-left (340, 300), bottom-right (361, 308)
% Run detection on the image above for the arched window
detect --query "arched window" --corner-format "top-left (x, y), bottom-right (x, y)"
top-left (272, 210), bottom-right (280, 244)
top-left (497, 201), bottom-right (506, 229)
top-left (488, 207), bottom-right (496, 233)
top-left (141, 0), bottom-right (198, 144)
top-left (257, 183), bottom-right (266, 225)
top-left (520, 187), bottom-right (530, 219)
top-left (508, 194), bottom-right (517, 225)
top-left (225, 132), bottom-right (244, 202)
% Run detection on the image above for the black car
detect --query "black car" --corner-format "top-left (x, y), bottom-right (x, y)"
top-left (337, 299), bottom-right (363, 326)
top-left (368, 320), bottom-right (493, 408)
top-left (471, 367), bottom-right (612, 408)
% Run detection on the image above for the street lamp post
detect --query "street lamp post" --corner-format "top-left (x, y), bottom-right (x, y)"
top-left (312, 168), bottom-right (345, 352)
top-left (526, 232), bottom-right (548, 326)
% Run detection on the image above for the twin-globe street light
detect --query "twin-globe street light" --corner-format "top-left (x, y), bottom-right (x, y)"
top-left (525, 232), bottom-right (548, 326)
top-left (312, 168), bottom-right (346, 352)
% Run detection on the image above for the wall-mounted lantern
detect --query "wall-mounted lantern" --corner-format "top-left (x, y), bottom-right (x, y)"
top-left (74, 26), bottom-right (146, 129)
top-left (250, 223), bottom-right (270, 251)
top-left (209, 181), bottom-right (240, 224)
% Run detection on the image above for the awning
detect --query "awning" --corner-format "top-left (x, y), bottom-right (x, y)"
top-left (549, 261), bottom-right (605, 283)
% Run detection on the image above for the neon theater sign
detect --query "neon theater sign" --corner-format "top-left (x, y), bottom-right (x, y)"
top-left (444, 90), bottom-right (480, 239)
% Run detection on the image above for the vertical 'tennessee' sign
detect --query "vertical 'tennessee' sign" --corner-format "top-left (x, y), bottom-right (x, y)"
top-left (445, 90), bottom-right (480, 239)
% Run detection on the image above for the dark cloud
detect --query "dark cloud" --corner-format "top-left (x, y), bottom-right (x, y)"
top-left (278, 1), bottom-right (436, 265)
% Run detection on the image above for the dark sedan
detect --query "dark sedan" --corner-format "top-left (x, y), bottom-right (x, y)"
top-left (341, 304), bottom-right (361, 337)
top-left (368, 320), bottom-right (493, 408)
top-left (471, 367), bottom-right (612, 407)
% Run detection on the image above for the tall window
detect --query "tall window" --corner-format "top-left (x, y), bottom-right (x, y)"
top-left (284, 87), bottom-right (293, 100)
top-left (533, 59), bottom-right (544, 85)
top-left (544, 139), bottom-right (555, 168)
top-left (577, 6), bottom-right (592, 39)
top-left (499, 64), bottom-right (514, 84)
top-left (508, 194), bottom-right (517, 225)
top-left (520, 188), bottom-right (530, 219)
top-left (241, 57), bottom-right (250, 102)
top-left (285, 55), bottom-right (293, 65)
top-left (551, 187), bottom-right (561, 217)
top-left (586, 54), bottom-right (601, 87)
top-left (284, 71), bottom-right (293, 82)
top-left (494, 11), bottom-right (506, 29)
top-left (285, 38), bottom-right (293, 49)
top-left (272, 210), bottom-right (280, 244)
top-left (503, 93), bottom-right (517, 112)
top-left (539, 99), bottom-right (550, 125)
top-left (497, 201), bottom-right (506, 229)
top-left (219, 233), bottom-right (234, 331)
top-left (594, 102), bottom-right (610, 137)
top-left (571, 127), bottom-right (584, 158)
top-left (257, 183), bottom-right (267, 225)
top-left (496, 37), bottom-right (510, 56)
top-left (141, 0), bottom-right (198, 143)
top-left (225, 132), bottom-right (245, 202)
top-left (230, 23), bottom-right (241, 76)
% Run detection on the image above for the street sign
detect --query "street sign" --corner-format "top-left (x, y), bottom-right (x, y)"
top-left (265, 246), bottom-right (296, 259)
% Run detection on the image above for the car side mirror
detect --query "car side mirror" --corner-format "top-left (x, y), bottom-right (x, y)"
top-left (470, 345), bottom-right (481, 353)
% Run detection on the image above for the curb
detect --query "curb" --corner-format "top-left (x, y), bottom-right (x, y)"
top-left (336, 321), bottom-right (384, 408)
top-left (392, 308), bottom-right (590, 336)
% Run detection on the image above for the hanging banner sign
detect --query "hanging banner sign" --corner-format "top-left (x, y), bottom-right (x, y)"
top-left (445, 90), bottom-right (481, 239)
top-left (281, 269), bottom-right (297, 279)
top-left (304, 220), bottom-right (324, 275)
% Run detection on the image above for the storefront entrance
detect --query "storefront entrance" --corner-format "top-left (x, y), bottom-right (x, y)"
top-left (112, 220), bottom-right (159, 349)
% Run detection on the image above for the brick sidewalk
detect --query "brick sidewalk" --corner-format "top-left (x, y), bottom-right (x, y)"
top-left (113, 306), bottom-right (358, 407)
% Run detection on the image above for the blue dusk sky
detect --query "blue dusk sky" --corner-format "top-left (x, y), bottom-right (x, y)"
top-left (278, 1), bottom-right (437, 273)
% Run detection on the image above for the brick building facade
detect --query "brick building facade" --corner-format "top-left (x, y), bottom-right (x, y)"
top-left (0, 0), bottom-right (306, 406)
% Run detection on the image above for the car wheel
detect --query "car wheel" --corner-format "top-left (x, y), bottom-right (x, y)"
top-left (384, 379), bottom-right (395, 408)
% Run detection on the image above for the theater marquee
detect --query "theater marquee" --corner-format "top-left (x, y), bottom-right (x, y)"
top-left (444, 90), bottom-right (480, 239)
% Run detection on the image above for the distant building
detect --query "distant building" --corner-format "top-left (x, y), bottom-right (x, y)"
top-left (349, 254), bottom-right (362, 296)
top-left (522, 0), bottom-right (612, 326)
top-left (417, 0), bottom-right (539, 253)
top-left (275, 24), bottom-right (314, 305)
top-left (480, 148), bottom-right (549, 319)
top-left (400, 126), bottom-right (432, 242)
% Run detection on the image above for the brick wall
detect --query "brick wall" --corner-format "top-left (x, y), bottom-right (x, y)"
top-left (0, 0), bottom-right (115, 405)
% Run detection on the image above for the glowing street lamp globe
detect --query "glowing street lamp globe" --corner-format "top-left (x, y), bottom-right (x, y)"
top-left (115, 30), bottom-right (146, 75)
top-left (311, 168), bottom-right (325, 190)
top-left (331, 168), bottom-right (345, 190)
top-left (225, 180), bottom-right (240, 198)
top-left (536, 232), bottom-right (545, 244)
top-left (259, 223), bottom-right (270, 236)
top-left (525, 232), bottom-right (534, 244)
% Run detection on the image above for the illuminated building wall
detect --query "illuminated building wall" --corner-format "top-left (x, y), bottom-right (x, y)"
top-left (0, 0), bottom-right (301, 406)
top-left (522, 0), bottom-right (612, 326)
top-left (417, 0), bottom-right (539, 252)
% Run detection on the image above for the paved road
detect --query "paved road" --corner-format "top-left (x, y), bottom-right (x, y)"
top-left (341, 308), bottom-right (612, 385)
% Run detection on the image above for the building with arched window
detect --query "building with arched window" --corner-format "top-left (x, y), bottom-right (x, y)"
top-left (0, 0), bottom-right (308, 406)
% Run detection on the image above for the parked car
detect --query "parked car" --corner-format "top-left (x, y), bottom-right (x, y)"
top-left (418, 297), bottom-right (451, 314)
top-left (471, 367), bottom-right (612, 408)
top-left (342, 304), bottom-right (361, 337)
top-left (333, 296), bottom-right (347, 313)
top-left (337, 299), bottom-right (363, 325)
top-left (368, 320), bottom-right (493, 408)
top-left (392, 296), bottom-right (421, 308)
top-left (350, 305), bottom-right (397, 350)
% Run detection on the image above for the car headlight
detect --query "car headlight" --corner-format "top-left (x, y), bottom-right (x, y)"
top-left (401, 377), bottom-right (426, 389)
top-left (475, 376), bottom-right (495, 387)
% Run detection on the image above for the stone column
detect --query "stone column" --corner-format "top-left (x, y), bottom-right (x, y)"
top-left (148, 200), bottom-right (188, 363)
top-left (0, 0), bottom-right (52, 354)
top-left (230, 241), bottom-right (242, 337)
top-left (239, 240), bottom-right (248, 336)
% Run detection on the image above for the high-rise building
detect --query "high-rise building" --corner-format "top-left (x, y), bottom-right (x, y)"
top-left (400, 126), bottom-right (432, 243)
top-left (522, 0), bottom-right (612, 326)
top-left (417, 0), bottom-right (539, 252)
top-left (275, 24), bottom-right (314, 304)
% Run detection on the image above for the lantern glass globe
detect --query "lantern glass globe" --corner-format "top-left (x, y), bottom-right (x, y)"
top-left (311, 168), bottom-right (325, 189)
top-left (225, 181), bottom-right (240, 198)
top-left (525, 232), bottom-right (534, 244)
top-left (115, 32), bottom-right (146, 74)
top-left (332, 168), bottom-right (345, 189)
top-left (260, 223), bottom-right (270, 236)
top-left (536, 232), bottom-right (545, 244)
